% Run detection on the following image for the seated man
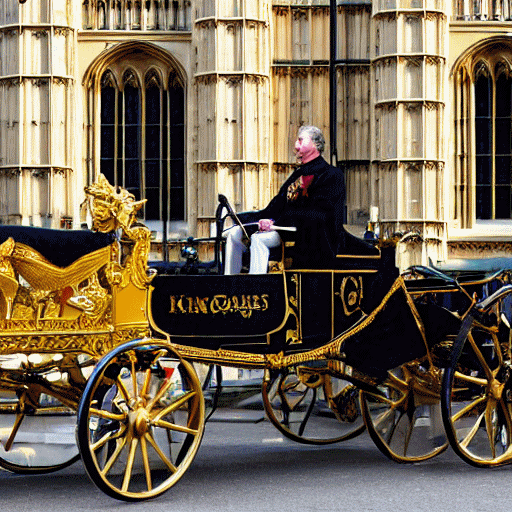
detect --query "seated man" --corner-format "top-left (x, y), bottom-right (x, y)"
top-left (224, 125), bottom-right (345, 274)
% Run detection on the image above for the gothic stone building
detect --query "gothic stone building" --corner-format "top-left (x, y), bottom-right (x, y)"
top-left (0, 0), bottom-right (511, 269)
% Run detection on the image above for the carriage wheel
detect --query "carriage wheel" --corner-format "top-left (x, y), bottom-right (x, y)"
top-left (262, 368), bottom-right (365, 445)
top-left (360, 363), bottom-right (448, 462)
top-left (0, 391), bottom-right (79, 474)
top-left (0, 354), bottom-right (84, 474)
top-left (77, 339), bottom-right (205, 501)
top-left (442, 292), bottom-right (512, 467)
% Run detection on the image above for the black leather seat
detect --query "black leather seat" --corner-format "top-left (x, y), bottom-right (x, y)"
top-left (0, 226), bottom-right (114, 267)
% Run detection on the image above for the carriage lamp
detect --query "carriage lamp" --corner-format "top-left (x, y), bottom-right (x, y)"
top-left (181, 239), bottom-right (198, 262)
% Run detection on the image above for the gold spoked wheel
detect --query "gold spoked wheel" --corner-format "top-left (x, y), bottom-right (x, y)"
top-left (442, 292), bottom-right (512, 467)
top-left (262, 367), bottom-right (365, 445)
top-left (360, 362), bottom-right (448, 462)
top-left (76, 339), bottom-right (205, 501)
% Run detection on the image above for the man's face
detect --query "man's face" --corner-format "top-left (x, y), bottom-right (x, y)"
top-left (294, 132), bottom-right (319, 164)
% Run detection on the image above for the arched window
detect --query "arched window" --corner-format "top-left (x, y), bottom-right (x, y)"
top-left (474, 62), bottom-right (512, 219)
top-left (453, 42), bottom-right (512, 228)
top-left (96, 51), bottom-right (185, 232)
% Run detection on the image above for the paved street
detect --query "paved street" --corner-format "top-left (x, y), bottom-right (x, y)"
top-left (0, 409), bottom-right (511, 512)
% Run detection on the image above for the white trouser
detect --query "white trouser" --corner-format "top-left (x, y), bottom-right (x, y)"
top-left (224, 226), bottom-right (281, 275)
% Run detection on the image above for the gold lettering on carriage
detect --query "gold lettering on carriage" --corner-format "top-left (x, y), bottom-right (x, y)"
top-left (169, 294), bottom-right (270, 319)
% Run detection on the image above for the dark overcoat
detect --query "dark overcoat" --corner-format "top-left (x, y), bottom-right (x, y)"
top-left (238, 156), bottom-right (345, 268)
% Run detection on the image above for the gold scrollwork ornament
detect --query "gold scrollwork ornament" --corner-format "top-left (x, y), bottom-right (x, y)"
top-left (338, 276), bottom-right (363, 316)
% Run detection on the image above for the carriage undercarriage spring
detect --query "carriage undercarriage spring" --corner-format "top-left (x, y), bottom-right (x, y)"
top-left (0, 174), bottom-right (510, 501)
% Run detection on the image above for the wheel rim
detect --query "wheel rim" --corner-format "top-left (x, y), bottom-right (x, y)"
top-left (361, 363), bottom-right (448, 462)
top-left (262, 368), bottom-right (365, 445)
top-left (442, 306), bottom-right (512, 467)
top-left (77, 341), bottom-right (204, 501)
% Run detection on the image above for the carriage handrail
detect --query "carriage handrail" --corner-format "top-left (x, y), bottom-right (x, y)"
top-left (444, 283), bottom-right (512, 371)
top-left (474, 284), bottom-right (512, 314)
top-left (407, 265), bottom-right (458, 285)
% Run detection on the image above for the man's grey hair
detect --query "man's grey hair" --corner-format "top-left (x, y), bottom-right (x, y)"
top-left (298, 125), bottom-right (325, 154)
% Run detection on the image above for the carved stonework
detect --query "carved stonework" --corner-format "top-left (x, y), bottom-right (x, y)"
top-left (274, 6), bottom-right (290, 17)
top-left (222, 75), bottom-right (243, 86)
top-left (194, 73), bottom-right (218, 85)
top-left (246, 74), bottom-right (267, 85)
top-left (0, 168), bottom-right (22, 177)
top-left (312, 7), bottom-right (329, 16)
top-left (292, 7), bottom-right (308, 20)
top-left (448, 240), bottom-right (512, 259)
top-left (0, 77), bottom-right (21, 88)
top-left (273, 163), bottom-right (296, 175)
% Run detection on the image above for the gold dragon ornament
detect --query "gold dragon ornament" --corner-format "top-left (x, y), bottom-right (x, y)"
top-left (85, 174), bottom-right (154, 291)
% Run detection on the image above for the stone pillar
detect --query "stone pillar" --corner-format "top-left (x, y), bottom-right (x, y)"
top-left (192, 0), bottom-right (271, 236)
top-left (370, 0), bottom-right (448, 269)
top-left (0, 0), bottom-right (78, 228)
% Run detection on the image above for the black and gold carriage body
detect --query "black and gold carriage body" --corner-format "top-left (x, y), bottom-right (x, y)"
top-left (148, 208), bottom-right (467, 385)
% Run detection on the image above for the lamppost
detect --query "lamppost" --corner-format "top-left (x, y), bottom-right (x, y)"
top-left (329, 0), bottom-right (337, 168)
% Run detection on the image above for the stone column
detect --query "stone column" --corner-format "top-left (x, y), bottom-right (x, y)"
top-left (192, 0), bottom-right (271, 236)
top-left (370, 0), bottom-right (448, 269)
top-left (0, 0), bottom-right (78, 228)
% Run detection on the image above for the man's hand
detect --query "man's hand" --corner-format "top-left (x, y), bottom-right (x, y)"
top-left (258, 219), bottom-right (274, 232)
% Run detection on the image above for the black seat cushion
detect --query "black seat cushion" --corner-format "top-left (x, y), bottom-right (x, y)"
top-left (0, 226), bottom-right (114, 267)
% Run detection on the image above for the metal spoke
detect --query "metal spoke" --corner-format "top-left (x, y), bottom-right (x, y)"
top-left (401, 411), bottom-right (415, 457)
top-left (144, 432), bottom-right (177, 473)
top-left (140, 436), bottom-right (152, 492)
top-left (89, 407), bottom-right (126, 422)
top-left (4, 412), bottom-right (25, 452)
top-left (100, 436), bottom-right (128, 476)
top-left (485, 400), bottom-right (498, 459)
top-left (121, 438), bottom-right (138, 492)
top-left (460, 411), bottom-right (485, 449)
top-left (130, 355), bottom-right (138, 401)
top-left (152, 390), bottom-right (197, 421)
top-left (297, 388), bottom-right (316, 437)
top-left (382, 410), bottom-right (404, 445)
top-left (116, 375), bottom-right (132, 404)
top-left (453, 370), bottom-right (488, 388)
top-left (146, 376), bottom-right (176, 411)
top-left (152, 418), bottom-right (199, 436)
top-left (140, 368), bottom-right (152, 402)
top-left (90, 424), bottom-right (126, 452)
top-left (467, 331), bottom-right (494, 382)
top-left (451, 395), bottom-right (487, 422)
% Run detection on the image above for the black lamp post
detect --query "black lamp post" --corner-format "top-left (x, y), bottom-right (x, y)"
top-left (330, 0), bottom-right (337, 168)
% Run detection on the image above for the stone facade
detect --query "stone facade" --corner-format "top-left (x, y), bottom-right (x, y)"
top-left (1, 0), bottom-right (512, 269)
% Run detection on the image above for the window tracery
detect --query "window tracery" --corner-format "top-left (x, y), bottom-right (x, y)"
top-left (89, 46), bottom-right (185, 229)
top-left (454, 43), bottom-right (512, 225)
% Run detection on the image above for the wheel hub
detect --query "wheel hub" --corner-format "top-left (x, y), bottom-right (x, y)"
top-left (130, 408), bottom-right (150, 438)
top-left (489, 378), bottom-right (504, 401)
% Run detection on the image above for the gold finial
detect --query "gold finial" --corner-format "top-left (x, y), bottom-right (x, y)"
top-left (85, 174), bottom-right (146, 233)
